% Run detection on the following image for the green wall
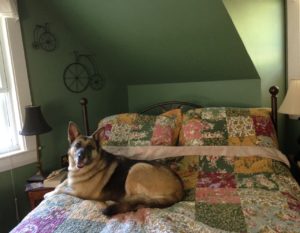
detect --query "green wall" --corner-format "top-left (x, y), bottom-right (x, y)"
top-left (0, 164), bottom-right (36, 232)
top-left (223, 0), bottom-right (286, 149)
top-left (1, 0), bottom-right (286, 231)
top-left (223, 0), bottom-right (285, 106)
top-left (128, 79), bottom-right (261, 112)
top-left (44, 0), bottom-right (259, 84)
top-left (18, 0), bottom-right (128, 172)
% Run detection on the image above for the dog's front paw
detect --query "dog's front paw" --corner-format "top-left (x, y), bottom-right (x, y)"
top-left (102, 204), bottom-right (119, 217)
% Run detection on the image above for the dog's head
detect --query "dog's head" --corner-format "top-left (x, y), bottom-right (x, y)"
top-left (67, 122), bottom-right (102, 170)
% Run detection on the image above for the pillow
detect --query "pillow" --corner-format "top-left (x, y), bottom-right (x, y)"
top-left (179, 107), bottom-right (278, 148)
top-left (98, 109), bottom-right (182, 146)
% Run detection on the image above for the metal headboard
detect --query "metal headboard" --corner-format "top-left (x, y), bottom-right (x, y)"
top-left (80, 85), bottom-right (280, 135)
top-left (139, 101), bottom-right (201, 114)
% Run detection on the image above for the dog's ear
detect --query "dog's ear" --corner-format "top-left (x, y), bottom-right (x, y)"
top-left (68, 122), bottom-right (81, 144)
top-left (91, 127), bottom-right (103, 142)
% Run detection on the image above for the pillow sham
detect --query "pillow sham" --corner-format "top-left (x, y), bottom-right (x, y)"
top-left (98, 109), bottom-right (182, 146)
top-left (179, 107), bottom-right (278, 148)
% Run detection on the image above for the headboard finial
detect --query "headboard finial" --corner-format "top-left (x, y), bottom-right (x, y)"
top-left (80, 97), bottom-right (90, 135)
top-left (80, 97), bottom-right (88, 106)
top-left (269, 86), bottom-right (279, 96)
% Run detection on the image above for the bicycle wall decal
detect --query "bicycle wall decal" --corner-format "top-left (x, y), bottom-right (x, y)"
top-left (63, 51), bottom-right (105, 93)
top-left (32, 23), bottom-right (56, 52)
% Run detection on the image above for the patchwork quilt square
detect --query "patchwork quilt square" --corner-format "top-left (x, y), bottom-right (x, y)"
top-left (55, 219), bottom-right (106, 233)
top-left (195, 202), bottom-right (247, 232)
top-left (282, 192), bottom-right (300, 212)
top-left (197, 172), bottom-right (236, 188)
top-left (252, 115), bottom-right (274, 137)
top-left (272, 160), bottom-right (290, 175)
top-left (227, 116), bottom-right (256, 138)
top-left (201, 119), bottom-right (228, 146)
top-left (201, 107), bottom-right (227, 121)
top-left (234, 156), bottom-right (273, 174)
top-left (12, 208), bottom-right (67, 233)
top-left (199, 155), bottom-right (235, 173)
top-left (236, 173), bottom-right (279, 191)
top-left (68, 200), bottom-right (107, 222)
top-left (179, 119), bottom-right (209, 146)
top-left (228, 135), bottom-right (257, 146)
top-left (226, 108), bottom-right (250, 117)
top-left (201, 108), bottom-right (228, 146)
top-left (196, 187), bottom-right (240, 204)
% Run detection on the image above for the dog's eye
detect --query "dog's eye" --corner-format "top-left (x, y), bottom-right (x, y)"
top-left (74, 142), bottom-right (81, 148)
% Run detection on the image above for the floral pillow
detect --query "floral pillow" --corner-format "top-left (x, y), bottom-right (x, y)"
top-left (179, 107), bottom-right (278, 148)
top-left (98, 109), bottom-right (182, 146)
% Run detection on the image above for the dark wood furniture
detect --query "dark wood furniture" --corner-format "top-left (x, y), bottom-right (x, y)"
top-left (289, 154), bottom-right (300, 184)
top-left (26, 187), bottom-right (54, 210)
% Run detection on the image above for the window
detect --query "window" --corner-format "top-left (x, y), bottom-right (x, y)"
top-left (0, 18), bottom-right (19, 154)
top-left (0, 17), bottom-right (36, 172)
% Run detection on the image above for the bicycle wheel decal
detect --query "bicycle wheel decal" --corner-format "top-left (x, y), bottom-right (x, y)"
top-left (89, 74), bottom-right (105, 90)
top-left (63, 63), bottom-right (89, 93)
top-left (39, 32), bottom-right (56, 51)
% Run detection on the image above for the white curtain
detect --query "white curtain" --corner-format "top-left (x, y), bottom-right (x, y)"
top-left (0, 0), bottom-right (18, 18)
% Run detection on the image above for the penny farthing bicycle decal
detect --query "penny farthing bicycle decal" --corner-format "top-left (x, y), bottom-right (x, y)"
top-left (87, 56), bottom-right (105, 91)
top-left (32, 23), bottom-right (56, 52)
top-left (63, 52), bottom-right (105, 93)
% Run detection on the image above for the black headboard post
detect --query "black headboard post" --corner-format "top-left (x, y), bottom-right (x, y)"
top-left (80, 97), bottom-right (90, 135)
top-left (269, 85), bottom-right (279, 133)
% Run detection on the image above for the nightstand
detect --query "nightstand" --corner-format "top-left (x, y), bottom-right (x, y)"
top-left (288, 154), bottom-right (300, 184)
top-left (26, 187), bottom-right (54, 210)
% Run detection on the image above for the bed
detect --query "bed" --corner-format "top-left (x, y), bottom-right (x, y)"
top-left (11, 86), bottom-right (300, 233)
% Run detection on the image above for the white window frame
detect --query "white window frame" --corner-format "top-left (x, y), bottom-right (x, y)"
top-left (0, 18), bottom-right (36, 172)
top-left (286, 0), bottom-right (300, 80)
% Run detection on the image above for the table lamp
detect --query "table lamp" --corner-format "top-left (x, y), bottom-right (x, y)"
top-left (278, 79), bottom-right (300, 118)
top-left (20, 105), bottom-right (52, 179)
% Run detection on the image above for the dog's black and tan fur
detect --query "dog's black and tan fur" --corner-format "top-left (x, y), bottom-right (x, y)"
top-left (45, 122), bottom-right (184, 216)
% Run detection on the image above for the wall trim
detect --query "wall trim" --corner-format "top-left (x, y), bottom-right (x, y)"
top-left (0, 149), bottom-right (36, 172)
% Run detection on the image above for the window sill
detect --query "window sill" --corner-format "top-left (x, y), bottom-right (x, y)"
top-left (0, 149), bottom-right (36, 172)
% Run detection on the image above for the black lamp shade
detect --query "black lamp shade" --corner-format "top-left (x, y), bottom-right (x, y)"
top-left (20, 105), bottom-right (52, 136)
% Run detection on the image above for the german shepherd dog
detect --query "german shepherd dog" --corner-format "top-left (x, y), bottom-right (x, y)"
top-left (45, 122), bottom-right (184, 216)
